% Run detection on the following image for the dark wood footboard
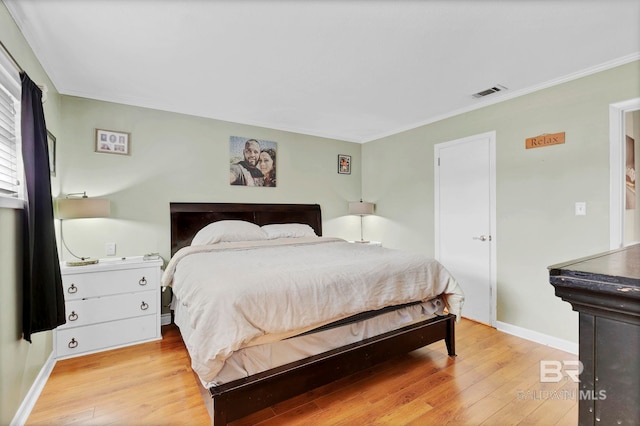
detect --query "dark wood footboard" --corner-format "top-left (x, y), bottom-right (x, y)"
top-left (209, 313), bottom-right (456, 425)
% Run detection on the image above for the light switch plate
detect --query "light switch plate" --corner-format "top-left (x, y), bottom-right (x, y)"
top-left (575, 202), bottom-right (587, 216)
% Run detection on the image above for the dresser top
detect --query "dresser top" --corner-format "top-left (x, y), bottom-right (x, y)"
top-left (549, 244), bottom-right (640, 288)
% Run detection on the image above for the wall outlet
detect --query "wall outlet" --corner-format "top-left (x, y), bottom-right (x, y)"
top-left (105, 242), bottom-right (116, 256)
top-left (575, 202), bottom-right (587, 216)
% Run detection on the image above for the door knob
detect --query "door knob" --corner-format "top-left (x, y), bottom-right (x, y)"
top-left (473, 235), bottom-right (491, 241)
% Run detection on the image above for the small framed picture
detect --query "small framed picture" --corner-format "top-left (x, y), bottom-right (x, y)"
top-left (95, 129), bottom-right (130, 155)
top-left (338, 154), bottom-right (351, 174)
top-left (47, 130), bottom-right (56, 176)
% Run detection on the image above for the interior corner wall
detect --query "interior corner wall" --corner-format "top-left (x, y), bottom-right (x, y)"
top-left (361, 60), bottom-right (640, 344)
top-left (0, 2), bottom-right (62, 424)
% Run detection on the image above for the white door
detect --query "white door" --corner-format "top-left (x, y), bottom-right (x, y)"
top-left (435, 132), bottom-right (496, 325)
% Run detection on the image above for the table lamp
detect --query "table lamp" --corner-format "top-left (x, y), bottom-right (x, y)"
top-left (348, 200), bottom-right (375, 243)
top-left (57, 192), bottom-right (110, 266)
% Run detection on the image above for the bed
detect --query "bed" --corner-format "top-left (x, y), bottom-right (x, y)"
top-left (164, 202), bottom-right (463, 425)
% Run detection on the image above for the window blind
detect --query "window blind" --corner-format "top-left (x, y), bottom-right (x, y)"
top-left (0, 49), bottom-right (22, 201)
top-left (0, 87), bottom-right (19, 197)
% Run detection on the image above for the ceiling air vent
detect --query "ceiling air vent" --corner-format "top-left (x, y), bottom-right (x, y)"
top-left (472, 85), bottom-right (507, 98)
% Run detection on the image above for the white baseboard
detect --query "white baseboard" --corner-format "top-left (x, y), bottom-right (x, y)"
top-left (10, 351), bottom-right (57, 426)
top-left (161, 312), bottom-right (172, 326)
top-left (496, 321), bottom-right (578, 355)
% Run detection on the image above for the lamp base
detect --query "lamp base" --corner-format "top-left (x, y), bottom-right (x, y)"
top-left (65, 258), bottom-right (99, 267)
top-left (354, 240), bottom-right (370, 244)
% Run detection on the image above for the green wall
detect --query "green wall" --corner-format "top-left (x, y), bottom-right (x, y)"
top-left (56, 97), bottom-right (363, 263)
top-left (362, 60), bottom-right (640, 343)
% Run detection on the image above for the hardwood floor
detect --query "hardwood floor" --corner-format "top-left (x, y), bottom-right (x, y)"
top-left (27, 320), bottom-right (578, 425)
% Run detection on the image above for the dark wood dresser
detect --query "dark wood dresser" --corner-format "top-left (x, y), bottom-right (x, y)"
top-left (549, 244), bottom-right (640, 426)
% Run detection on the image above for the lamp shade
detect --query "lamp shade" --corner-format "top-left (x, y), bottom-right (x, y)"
top-left (57, 197), bottom-right (111, 219)
top-left (348, 201), bottom-right (374, 216)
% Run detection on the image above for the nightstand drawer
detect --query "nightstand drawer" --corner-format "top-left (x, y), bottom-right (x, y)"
top-left (56, 315), bottom-right (158, 358)
top-left (62, 267), bottom-right (158, 301)
top-left (58, 290), bottom-right (157, 330)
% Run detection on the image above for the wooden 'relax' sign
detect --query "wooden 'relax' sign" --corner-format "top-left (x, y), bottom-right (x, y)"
top-left (526, 132), bottom-right (565, 149)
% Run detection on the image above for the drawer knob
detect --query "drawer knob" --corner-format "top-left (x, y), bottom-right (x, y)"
top-left (68, 338), bottom-right (78, 349)
top-left (140, 301), bottom-right (149, 311)
top-left (68, 311), bottom-right (78, 321)
top-left (68, 284), bottom-right (78, 294)
top-left (139, 277), bottom-right (147, 286)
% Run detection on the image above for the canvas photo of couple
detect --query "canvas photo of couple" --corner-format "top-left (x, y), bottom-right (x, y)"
top-left (229, 136), bottom-right (277, 187)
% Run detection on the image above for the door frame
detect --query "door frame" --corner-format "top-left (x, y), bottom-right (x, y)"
top-left (609, 97), bottom-right (640, 249)
top-left (434, 131), bottom-right (497, 326)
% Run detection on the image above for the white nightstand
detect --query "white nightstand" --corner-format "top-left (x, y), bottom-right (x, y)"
top-left (348, 241), bottom-right (382, 247)
top-left (54, 257), bottom-right (163, 359)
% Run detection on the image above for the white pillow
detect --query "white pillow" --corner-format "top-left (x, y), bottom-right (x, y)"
top-left (261, 223), bottom-right (317, 239)
top-left (191, 220), bottom-right (267, 245)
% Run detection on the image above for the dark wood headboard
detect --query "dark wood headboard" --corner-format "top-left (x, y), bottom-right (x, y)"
top-left (170, 203), bottom-right (322, 256)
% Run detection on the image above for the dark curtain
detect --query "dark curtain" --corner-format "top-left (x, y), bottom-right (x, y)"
top-left (20, 72), bottom-right (65, 342)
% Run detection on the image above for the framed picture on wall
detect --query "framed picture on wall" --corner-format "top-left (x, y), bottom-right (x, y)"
top-left (338, 154), bottom-right (351, 174)
top-left (95, 129), bottom-right (130, 155)
top-left (230, 136), bottom-right (277, 187)
top-left (47, 130), bottom-right (56, 176)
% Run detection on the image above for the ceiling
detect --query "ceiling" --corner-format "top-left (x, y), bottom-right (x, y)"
top-left (5, 0), bottom-right (640, 143)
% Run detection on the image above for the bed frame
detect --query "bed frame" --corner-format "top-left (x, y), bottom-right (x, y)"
top-left (169, 202), bottom-right (456, 425)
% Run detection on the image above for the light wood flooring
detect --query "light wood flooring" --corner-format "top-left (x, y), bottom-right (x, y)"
top-left (27, 319), bottom-right (578, 425)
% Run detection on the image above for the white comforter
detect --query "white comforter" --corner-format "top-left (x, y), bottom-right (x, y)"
top-left (162, 237), bottom-right (464, 382)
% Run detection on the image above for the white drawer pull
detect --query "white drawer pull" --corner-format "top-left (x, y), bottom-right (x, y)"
top-left (68, 284), bottom-right (78, 294)
top-left (139, 277), bottom-right (147, 286)
top-left (68, 311), bottom-right (78, 321)
top-left (140, 301), bottom-right (149, 311)
top-left (68, 338), bottom-right (78, 349)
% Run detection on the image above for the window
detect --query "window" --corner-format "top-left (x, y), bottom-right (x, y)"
top-left (0, 48), bottom-right (23, 208)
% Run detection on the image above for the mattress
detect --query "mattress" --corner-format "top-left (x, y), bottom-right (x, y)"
top-left (163, 236), bottom-right (463, 383)
top-left (172, 295), bottom-right (446, 387)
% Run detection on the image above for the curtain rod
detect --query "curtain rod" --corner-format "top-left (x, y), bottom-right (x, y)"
top-left (0, 39), bottom-right (49, 103)
top-left (0, 39), bottom-right (25, 73)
